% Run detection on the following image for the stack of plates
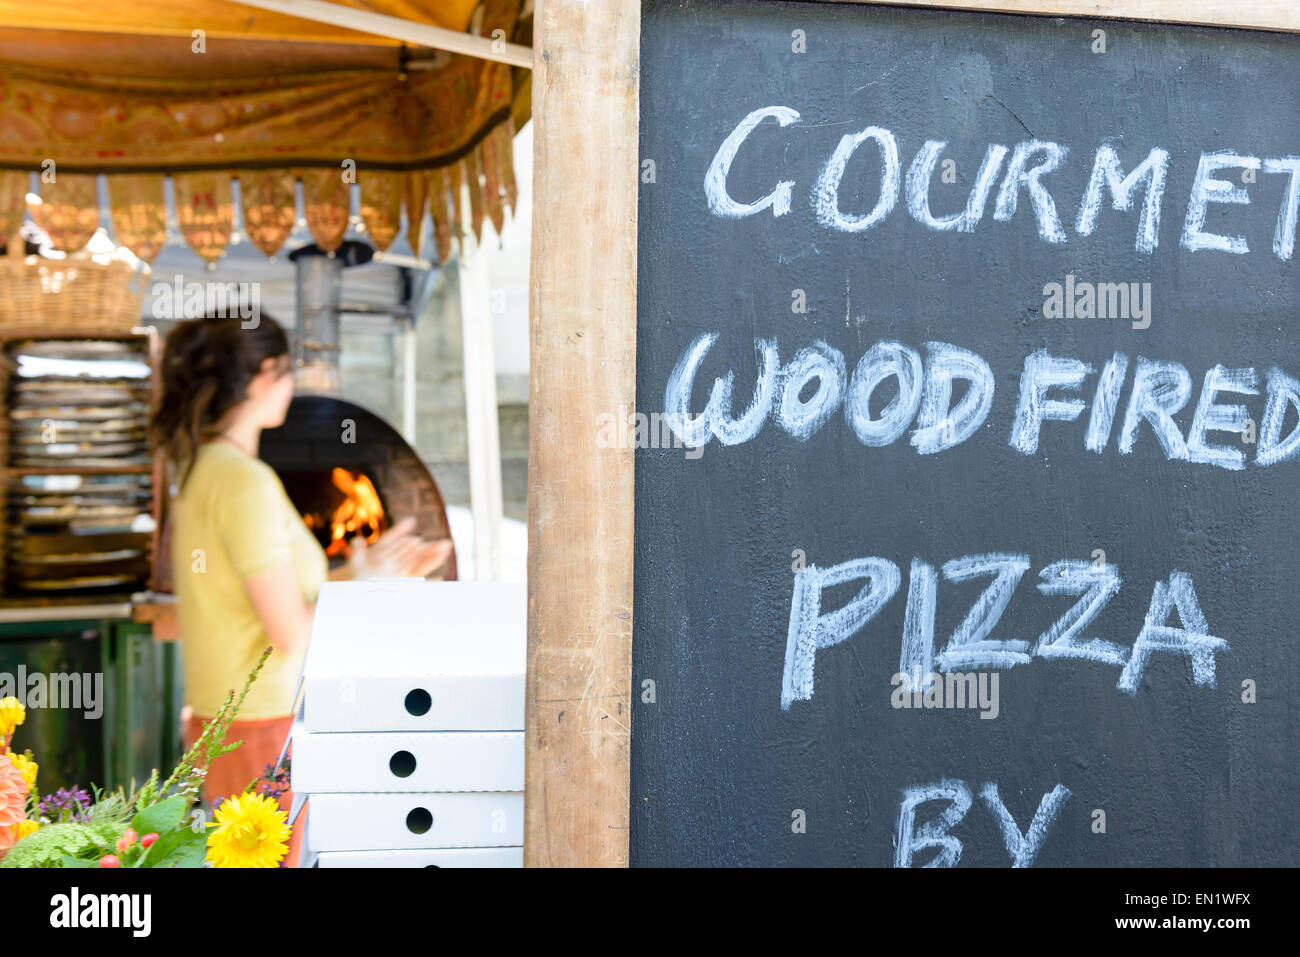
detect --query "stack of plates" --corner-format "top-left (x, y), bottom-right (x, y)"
top-left (5, 340), bottom-right (154, 593)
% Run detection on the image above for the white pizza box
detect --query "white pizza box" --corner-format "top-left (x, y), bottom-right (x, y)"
top-left (305, 791), bottom-right (524, 851)
top-left (290, 725), bottom-right (524, 793)
top-left (315, 847), bottom-right (523, 868)
top-left (299, 580), bottom-right (525, 732)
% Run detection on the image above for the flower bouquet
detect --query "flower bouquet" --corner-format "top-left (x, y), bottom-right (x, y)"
top-left (0, 647), bottom-right (292, 868)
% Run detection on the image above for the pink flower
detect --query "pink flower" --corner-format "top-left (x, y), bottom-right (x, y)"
top-left (0, 753), bottom-right (28, 829)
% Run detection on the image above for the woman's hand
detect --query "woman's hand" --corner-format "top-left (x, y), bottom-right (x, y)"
top-left (344, 517), bottom-right (453, 580)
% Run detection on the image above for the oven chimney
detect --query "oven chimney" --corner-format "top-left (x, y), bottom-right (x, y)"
top-left (288, 240), bottom-right (374, 393)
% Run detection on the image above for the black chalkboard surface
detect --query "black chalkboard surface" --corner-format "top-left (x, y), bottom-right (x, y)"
top-left (631, 0), bottom-right (1300, 866)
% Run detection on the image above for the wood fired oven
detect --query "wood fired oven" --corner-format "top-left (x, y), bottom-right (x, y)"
top-left (259, 394), bottom-right (457, 580)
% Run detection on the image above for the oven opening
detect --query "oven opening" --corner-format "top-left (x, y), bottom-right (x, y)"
top-left (279, 467), bottom-right (389, 562)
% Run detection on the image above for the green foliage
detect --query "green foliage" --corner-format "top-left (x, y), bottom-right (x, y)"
top-left (5, 795), bottom-right (206, 869)
top-left (130, 795), bottom-right (186, 841)
top-left (0, 822), bottom-right (113, 868)
top-left (135, 825), bottom-right (208, 869)
top-left (85, 818), bottom-right (129, 847)
top-left (85, 788), bottom-right (130, 826)
top-left (135, 769), bottom-right (160, 810)
top-left (2, 648), bottom-right (273, 869)
top-left (159, 646), bottom-right (271, 802)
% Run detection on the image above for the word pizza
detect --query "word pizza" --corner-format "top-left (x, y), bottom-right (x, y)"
top-left (781, 552), bottom-right (1226, 710)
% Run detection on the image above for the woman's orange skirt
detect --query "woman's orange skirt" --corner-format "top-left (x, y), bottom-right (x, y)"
top-left (182, 714), bottom-right (306, 868)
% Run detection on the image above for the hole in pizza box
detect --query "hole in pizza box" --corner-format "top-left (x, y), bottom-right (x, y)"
top-left (389, 750), bottom-right (416, 777)
top-left (406, 807), bottom-right (433, 834)
top-left (405, 688), bottom-right (432, 716)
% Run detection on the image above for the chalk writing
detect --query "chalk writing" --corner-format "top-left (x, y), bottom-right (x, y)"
top-left (662, 334), bottom-right (1300, 470)
top-left (781, 553), bottom-right (1227, 709)
top-left (894, 779), bottom-right (1072, 867)
top-left (704, 107), bottom-right (1300, 258)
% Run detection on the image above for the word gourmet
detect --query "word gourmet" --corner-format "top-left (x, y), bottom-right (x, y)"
top-left (706, 106), bottom-right (1300, 258)
top-left (662, 334), bottom-right (1300, 471)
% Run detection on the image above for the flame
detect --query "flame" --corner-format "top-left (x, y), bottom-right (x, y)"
top-left (324, 468), bottom-right (385, 557)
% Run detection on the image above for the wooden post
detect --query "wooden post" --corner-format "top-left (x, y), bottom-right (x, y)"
top-left (525, 0), bottom-right (639, 866)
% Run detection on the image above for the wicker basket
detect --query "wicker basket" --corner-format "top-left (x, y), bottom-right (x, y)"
top-left (0, 257), bottom-right (146, 335)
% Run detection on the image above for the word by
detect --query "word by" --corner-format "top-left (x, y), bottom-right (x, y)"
top-left (49, 888), bottom-right (151, 937)
top-left (1042, 274), bottom-right (1152, 329)
top-left (150, 275), bottom-right (260, 327)
top-left (781, 553), bottom-right (1227, 710)
top-left (595, 406), bottom-right (704, 459)
top-left (891, 668), bottom-right (999, 719)
top-left (0, 668), bottom-right (102, 720)
top-left (895, 779), bottom-right (1071, 867)
top-left (663, 334), bottom-right (1300, 471)
top-left (706, 106), bottom-right (1300, 258)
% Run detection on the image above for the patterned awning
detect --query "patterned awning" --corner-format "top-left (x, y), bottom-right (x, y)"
top-left (0, 0), bottom-right (528, 264)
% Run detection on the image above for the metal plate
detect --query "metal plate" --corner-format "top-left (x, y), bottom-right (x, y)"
top-left (12, 548), bottom-right (145, 565)
top-left (11, 340), bottom-right (145, 360)
top-left (16, 574), bottom-right (139, 591)
top-left (9, 406), bottom-right (150, 423)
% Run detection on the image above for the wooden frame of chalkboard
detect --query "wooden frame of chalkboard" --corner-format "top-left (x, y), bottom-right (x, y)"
top-left (525, 0), bottom-right (1300, 867)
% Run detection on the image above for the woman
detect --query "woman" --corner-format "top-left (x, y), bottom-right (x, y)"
top-left (151, 314), bottom-right (450, 867)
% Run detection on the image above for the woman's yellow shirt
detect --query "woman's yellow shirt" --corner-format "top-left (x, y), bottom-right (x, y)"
top-left (171, 441), bottom-right (328, 720)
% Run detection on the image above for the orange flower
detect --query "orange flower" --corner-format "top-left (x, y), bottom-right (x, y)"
top-left (0, 753), bottom-right (28, 829)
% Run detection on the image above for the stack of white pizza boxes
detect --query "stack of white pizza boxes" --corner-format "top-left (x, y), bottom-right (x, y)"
top-left (289, 579), bottom-right (525, 867)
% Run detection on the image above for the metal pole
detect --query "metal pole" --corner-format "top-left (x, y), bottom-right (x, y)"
top-left (224, 0), bottom-right (533, 68)
top-left (457, 232), bottom-right (504, 582)
top-left (401, 316), bottom-right (418, 445)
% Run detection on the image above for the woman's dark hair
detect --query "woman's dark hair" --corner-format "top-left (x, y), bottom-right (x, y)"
top-left (150, 314), bottom-right (290, 486)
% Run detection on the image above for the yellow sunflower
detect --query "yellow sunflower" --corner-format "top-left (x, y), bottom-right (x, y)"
top-left (205, 793), bottom-right (292, 869)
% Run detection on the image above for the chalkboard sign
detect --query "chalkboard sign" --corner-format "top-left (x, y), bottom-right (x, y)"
top-left (631, 0), bottom-right (1300, 866)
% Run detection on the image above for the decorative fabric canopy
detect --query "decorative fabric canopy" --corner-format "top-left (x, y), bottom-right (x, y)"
top-left (0, 0), bottom-right (528, 264)
top-left (0, 0), bottom-right (478, 44)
